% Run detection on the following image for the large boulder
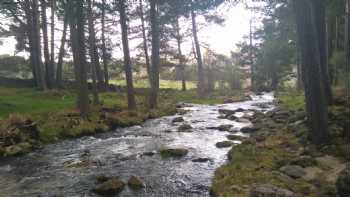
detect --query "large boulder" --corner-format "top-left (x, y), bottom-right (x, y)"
top-left (250, 184), bottom-right (293, 197)
top-left (336, 165), bottom-right (350, 197)
top-left (172, 117), bottom-right (184, 123)
top-left (218, 124), bottom-right (233, 131)
top-left (92, 178), bottom-right (125, 195)
top-left (279, 165), bottom-right (305, 179)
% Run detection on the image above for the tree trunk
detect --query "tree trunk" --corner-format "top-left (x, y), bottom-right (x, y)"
top-left (118, 0), bottom-right (136, 109)
top-left (149, 0), bottom-right (160, 108)
top-left (87, 0), bottom-right (100, 105)
top-left (312, 0), bottom-right (333, 104)
top-left (32, 0), bottom-right (47, 90)
top-left (139, 0), bottom-right (151, 78)
top-left (101, 0), bottom-right (109, 88)
top-left (294, 0), bottom-right (330, 145)
top-left (69, 0), bottom-right (89, 118)
top-left (41, 0), bottom-right (53, 89)
top-left (191, 3), bottom-right (204, 96)
top-left (175, 18), bottom-right (186, 91)
top-left (50, 0), bottom-right (55, 87)
top-left (56, 11), bottom-right (68, 88)
top-left (346, 0), bottom-right (350, 69)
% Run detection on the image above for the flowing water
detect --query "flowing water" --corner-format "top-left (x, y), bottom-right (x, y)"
top-left (0, 93), bottom-right (274, 197)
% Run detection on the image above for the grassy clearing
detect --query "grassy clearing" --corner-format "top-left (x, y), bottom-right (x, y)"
top-left (110, 79), bottom-right (197, 90)
top-left (0, 86), bottom-right (243, 144)
top-left (276, 89), bottom-right (305, 111)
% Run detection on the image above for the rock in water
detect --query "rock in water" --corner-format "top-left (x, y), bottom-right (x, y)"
top-left (172, 117), bottom-right (184, 123)
top-left (192, 158), bottom-right (212, 163)
top-left (279, 165), bottom-right (305, 179)
top-left (250, 184), bottom-right (293, 197)
top-left (336, 165), bottom-right (350, 197)
top-left (178, 124), bottom-right (193, 132)
top-left (160, 148), bottom-right (188, 158)
top-left (215, 141), bottom-right (234, 148)
top-left (128, 176), bottom-right (145, 189)
top-left (226, 135), bottom-right (245, 141)
top-left (92, 178), bottom-right (125, 195)
top-left (218, 124), bottom-right (233, 131)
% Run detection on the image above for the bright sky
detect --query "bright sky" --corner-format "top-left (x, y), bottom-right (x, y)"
top-left (0, 2), bottom-right (255, 57)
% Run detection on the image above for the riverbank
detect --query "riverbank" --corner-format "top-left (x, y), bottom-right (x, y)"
top-left (0, 86), bottom-right (245, 157)
top-left (211, 90), bottom-right (350, 197)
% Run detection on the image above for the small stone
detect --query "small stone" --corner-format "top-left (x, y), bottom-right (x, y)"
top-left (142, 151), bottom-right (156, 157)
top-left (290, 156), bottom-right (317, 168)
top-left (172, 117), bottom-right (184, 123)
top-left (96, 175), bottom-right (111, 183)
top-left (160, 148), bottom-right (188, 158)
top-left (128, 176), bottom-right (145, 189)
top-left (280, 165), bottom-right (305, 179)
top-left (192, 157), bottom-right (212, 162)
top-left (227, 114), bottom-right (238, 121)
top-left (4, 142), bottom-right (32, 156)
top-left (218, 109), bottom-right (236, 116)
top-left (226, 135), bottom-right (245, 141)
top-left (92, 178), bottom-right (125, 195)
top-left (224, 98), bottom-right (235, 103)
top-left (215, 141), bottom-right (234, 148)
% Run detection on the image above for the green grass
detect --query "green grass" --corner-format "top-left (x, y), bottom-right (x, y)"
top-left (0, 85), bottom-right (243, 144)
top-left (110, 79), bottom-right (197, 90)
top-left (277, 90), bottom-right (305, 111)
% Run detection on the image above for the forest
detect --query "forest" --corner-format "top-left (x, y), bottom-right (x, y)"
top-left (0, 0), bottom-right (350, 196)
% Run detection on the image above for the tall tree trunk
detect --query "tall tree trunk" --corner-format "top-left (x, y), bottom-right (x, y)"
top-left (346, 0), bottom-right (350, 69)
top-left (101, 0), bottom-right (109, 88)
top-left (118, 0), bottom-right (136, 109)
top-left (312, 0), bottom-right (333, 104)
top-left (294, 0), bottom-right (330, 145)
top-left (139, 0), bottom-right (151, 78)
top-left (191, 3), bottom-right (204, 96)
top-left (69, 0), bottom-right (89, 117)
top-left (87, 0), bottom-right (100, 105)
top-left (56, 11), bottom-right (68, 88)
top-left (41, 0), bottom-right (53, 89)
top-left (175, 18), bottom-right (186, 91)
top-left (33, 0), bottom-right (47, 90)
top-left (50, 0), bottom-right (55, 87)
top-left (149, 0), bottom-right (160, 108)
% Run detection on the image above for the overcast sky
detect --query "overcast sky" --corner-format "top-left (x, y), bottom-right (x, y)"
top-left (0, 2), bottom-right (258, 58)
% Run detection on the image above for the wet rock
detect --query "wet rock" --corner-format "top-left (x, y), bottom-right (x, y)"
top-left (163, 129), bottom-right (173, 133)
top-left (223, 98), bottom-right (235, 103)
top-left (236, 118), bottom-right (250, 123)
top-left (288, 111), bottom-right (306, 123)
top-left (240, 126), bottom-right (260, 133)
top-left (96, 175), bottom-right (111, 183)
top-left (192, 157), bottom-right (212, 163)
top-left (252, 132), bottom-right (269, 142)
top-left (160, 148), bottom-right (188, 158)
top-left (234, 108), bottom-right (246, 113)
top-left (177, 109), bottom-right (189, 115)
top-left (218, 124), bottom-right (233, 131)
top-left (142, 151), bottom-right (156, 157)
top-left (172, 117), bottom-right (184, 123)
top-left (4, 142), bottom-right (32, 156)
top-left (336, 165), bottom-right (350, 197)
top-left (290, 156), bottom-right (317, 168)
top-left (92, 178), bottom-right (125, 195)
top-left (279, 165), bottom-right (305, 179)
top-left (218, 109), bottom-right (236, 116)
top-left (227, 114), bottom-right (238, 121)
top-left (178, 124), bottom-right (193, 132)
top-left (250, 184), bottom-right (293, 197)
top-left (128, 176), bottom-right (145, 189)
top-left (252, 103), bottom-right (270, 109)
top-left (216, 141), bottom-right (234, 148)
top-left (226, 135), bottom-right (245, 141)
top-left (176, 102), bottom-right (192, 108)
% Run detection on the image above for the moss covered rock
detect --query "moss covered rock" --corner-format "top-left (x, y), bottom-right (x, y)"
top-left (92, 178), bottom-right (125, 195)
top-left (336, 165), bottom-right (350, 197)
top-left (160, 148), bottom-right (188, 158)
top-left (128, 176), bottom-right (145, 189)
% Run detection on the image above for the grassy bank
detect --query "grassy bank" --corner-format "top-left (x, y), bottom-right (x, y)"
top-left (0, 86), bottom-right (244, 156)
top-left (211, 88), bottom-right (350, 197)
